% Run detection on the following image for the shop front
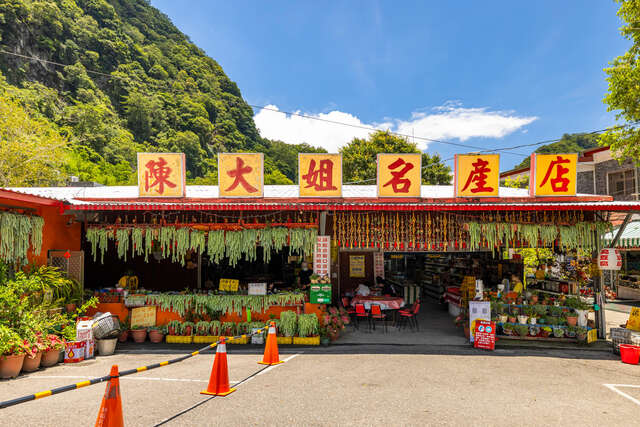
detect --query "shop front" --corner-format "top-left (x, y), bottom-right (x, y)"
top-left (6, 150), bottom-right (640, 347)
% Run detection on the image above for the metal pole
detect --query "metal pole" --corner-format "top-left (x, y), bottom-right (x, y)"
top-left (594, 228), bottom-right (606, 339)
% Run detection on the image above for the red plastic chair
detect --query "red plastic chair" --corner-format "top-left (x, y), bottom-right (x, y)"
top-left (342, 297), bottom-right (355, 314)
top-left (397, 301), bottom-right (421, 331)
top-left (370, 304), bottom-right (387, 333)
top-left (354, 303), bottom-right (371, 331)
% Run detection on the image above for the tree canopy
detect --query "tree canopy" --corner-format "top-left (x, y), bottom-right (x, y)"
top-left (514, 132), bottom-right (599, 170)
top-left (340, 130), bottom-right (452, 185)
top-left (601, 0), bottom-right (640, 163)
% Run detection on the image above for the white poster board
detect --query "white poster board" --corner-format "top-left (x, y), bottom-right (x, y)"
top-left (248, 283), bottom-right (267, 295)
top-left (469, 301), bottom-right (491, 343)
top-left (313, 236), bottom-right (331, 276)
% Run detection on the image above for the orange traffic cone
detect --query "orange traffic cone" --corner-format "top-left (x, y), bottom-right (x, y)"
top-left (201, 338), bottom-right (236, 396)
top-left (95, 365), bottom-right (124, 427)
top-left (259, 321), bottom-right (284, 366)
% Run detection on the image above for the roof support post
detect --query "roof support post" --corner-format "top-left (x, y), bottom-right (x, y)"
top-left (610, 213), bottom-right (633, 248)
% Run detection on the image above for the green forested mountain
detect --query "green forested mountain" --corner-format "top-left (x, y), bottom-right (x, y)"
top-left (0, 0), bottom-right (325, 185)
top-left (514, 132), bottom-right (600, 170)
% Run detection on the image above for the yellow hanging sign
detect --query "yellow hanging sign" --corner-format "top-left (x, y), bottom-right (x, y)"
top-left (349, 255), bottom-right (366, 278)
top-left (137, 153), bottom-right (186, 197)
top-left (218, 153), bottom-right (264, 197)
top-left (530, 153), bottom-right (578, 196)
top-left (377, 153), bottom-right (421, 197)
top-left (299, 153), bottom-right (342, 197)
top-left (454, 154), bottom-right (500, 197)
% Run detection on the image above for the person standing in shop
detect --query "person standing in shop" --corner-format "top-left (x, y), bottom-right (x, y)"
top-left (298, 261), bottom-right (313, 291)
top-left (511, 273), bottom-right (524, 294)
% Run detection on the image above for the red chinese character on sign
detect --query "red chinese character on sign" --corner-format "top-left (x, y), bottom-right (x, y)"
top-left (539, 155), bottom-right (571, 192)
top-left (383, 158), bottom-right (414, 193)
top-left (461, 158), bottom-right (494, 193)
top-left (302, 159), bottom-right (337, 191)
top-left (226, 157), bottom-right (258, 193)
top-left (145, 157), bottom-right (176, 195)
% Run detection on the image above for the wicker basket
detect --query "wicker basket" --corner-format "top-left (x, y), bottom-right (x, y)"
top-left (611, 328), bottom-right (640, 354)
top-left (92, 314), bottom-right (121, 340)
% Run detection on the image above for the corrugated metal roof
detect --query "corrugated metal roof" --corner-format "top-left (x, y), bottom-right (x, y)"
top-left (603, 218), bottom-right (640, 248)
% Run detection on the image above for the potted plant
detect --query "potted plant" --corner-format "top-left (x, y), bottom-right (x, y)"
top-left (565, 311), bottom-right (578, 327)
top-left (130, 325), bottom-right (147, 343)
top-left (575, 326), bottom-right (588, 342)
top-left (41, 334), bottom-right (65, 367)
top-left (529, 325), bottom-right (540, 337)
top-left (515, 324), bottom-right (529, 337)
top-left (508, 307), bottom-right (518, 324)
top-left (539, 326), bottom-right (552, 338)
top-left (23, 334), bottom-right (47, 372)
top-left (294, 314), bottom-right (320, 345)
top-left (529, 290), bottom-right (539, 304)
top-left (183, 321), bottom-right (195, 337)
top-left (118, 316), bottom-right (130, 342)
top-left (278, 311), bottom-right (297, 344)
top-left (552, 327), bottom-right (565, 338)
top-left (0, 326), bottom-right (28, 379)
top-left (566, 325), bottom-right (577, 338)
top-left (502, 323), bottom-right (514, 336)
top-left (148, 326), bottom-right (166, 343)
top-left (517, 313), bottom-right (528, 325)
top-left (523, 306), bottom-right (535, 324)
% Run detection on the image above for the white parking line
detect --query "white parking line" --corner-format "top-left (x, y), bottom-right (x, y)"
top-left (603, 384), bottom-right (640, 407)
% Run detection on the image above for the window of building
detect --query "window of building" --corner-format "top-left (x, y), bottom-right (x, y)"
top-left (607, 169), bottom-right (637, 198)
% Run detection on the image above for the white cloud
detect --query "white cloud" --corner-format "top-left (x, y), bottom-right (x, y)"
top-left (254, 102), bottom-right (537, 152)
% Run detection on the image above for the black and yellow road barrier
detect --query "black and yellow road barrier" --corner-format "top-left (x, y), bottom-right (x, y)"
top-left (0, 326), bottom-right (269, 410)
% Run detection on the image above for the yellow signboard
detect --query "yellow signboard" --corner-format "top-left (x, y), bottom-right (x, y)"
top-left (218, 153), bottom-right (263, 197)
top-left (137, 153), bottom-right (186, 197)
top-left (454, 154), bottom-right (500, 197)
top-left (530, 153), bottom-right (578, 197)
top-left (626, 307), bottom-right (640, 332)
top-left (299, 154), bottom-right (342, 197)
top-left (377, 153), bottom-right (421, 197)
top-left (219, 278), bottom-right (239, 292)
top-left (130, 306), bottom-right (156, 328)
top-left (349, 255), bottom-right (366, 278)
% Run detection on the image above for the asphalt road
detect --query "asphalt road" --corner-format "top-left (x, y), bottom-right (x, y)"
top-left (1, 344), bottom-right (639, 426)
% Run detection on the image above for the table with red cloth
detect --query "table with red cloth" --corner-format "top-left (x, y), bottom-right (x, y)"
top-left (350, 295), bottom-right (405, 310)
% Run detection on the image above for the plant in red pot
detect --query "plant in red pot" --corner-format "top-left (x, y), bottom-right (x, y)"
top-left (118, 316), bottom-right (130, 343)
top-left (148, 326), bottom-right (166, 343)
top-left (0, 326), bottom-right (29, 379)
top-left (130, 325), bottom-right (147, 343)
top-left (22, 333), bottom-right (47, 373)
top-left (41, 334), bottom-right (65, 368)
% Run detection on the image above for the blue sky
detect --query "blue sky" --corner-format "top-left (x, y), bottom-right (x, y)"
top-left (151, 1), bottom-right (629, 170)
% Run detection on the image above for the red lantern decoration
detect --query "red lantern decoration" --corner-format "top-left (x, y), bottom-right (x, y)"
top-left (63, 250), bottom-right (71, 259)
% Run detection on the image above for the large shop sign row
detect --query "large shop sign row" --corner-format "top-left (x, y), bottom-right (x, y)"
top-left (138, 152), bottom-right (579, 198)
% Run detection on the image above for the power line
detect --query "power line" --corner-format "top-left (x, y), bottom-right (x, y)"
top-left (0, 49), bottom-right (634, 161)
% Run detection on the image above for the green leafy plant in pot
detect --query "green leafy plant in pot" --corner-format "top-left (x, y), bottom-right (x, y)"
top-left (148, 326), bottom-right (166, 343)
top-left (130, 325), bottom-right (147, 343)
top-left (0, 325), bottom-right (30, 379)
top-left (279, 311), bottom-right (298, 337)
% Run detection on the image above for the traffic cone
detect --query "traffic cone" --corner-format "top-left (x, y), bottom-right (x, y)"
top-left (95, 365), bottom-right (124, 427)
top-left (259, 321), bottom-right (284, 366)
top-left (201, 338), bottom-right (236, 396)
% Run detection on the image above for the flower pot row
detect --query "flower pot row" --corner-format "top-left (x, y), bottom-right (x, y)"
top-left (0, 348), bottom-right (63, 380)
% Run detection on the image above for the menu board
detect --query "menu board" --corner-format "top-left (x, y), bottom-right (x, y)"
top-left (131, 306), bottom-right (156, 328)
top-left (473, 320), bottom-right (495, 350)
top-left (219, 278), bottom-right (239, 292)
top-left (314, 236), bottom-right (331, 276)
top-left (349, 255), bottom-right (365, 278)
top-left (310, 283), bottom-right (332, 304)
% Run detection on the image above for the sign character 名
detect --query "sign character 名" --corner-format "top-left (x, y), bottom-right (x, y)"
top-left (144, 157), bottom-right (176, 195)
top-left (302, 159), bottom-right (337, 191)
top-left (226, 157), bottom-right (258, 193)
top-left (383, 158), bottom-right (414, 193)
top-left (461, 158), bottom-right (494, 193)
top-left (539, 155), bottom-right (571, 193)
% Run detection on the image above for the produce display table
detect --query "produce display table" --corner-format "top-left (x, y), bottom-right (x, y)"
top-left (350, 295), bottom-right (404, 310)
